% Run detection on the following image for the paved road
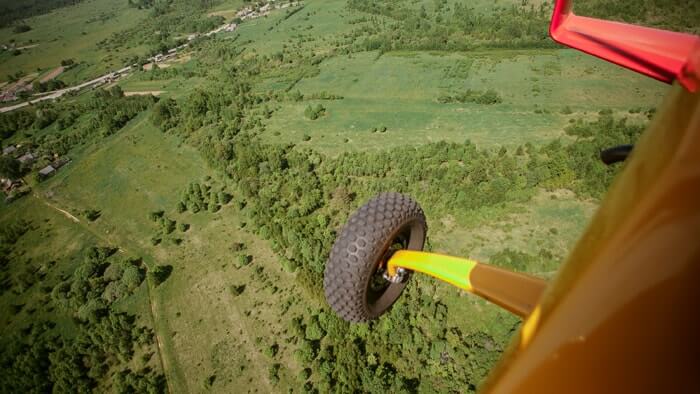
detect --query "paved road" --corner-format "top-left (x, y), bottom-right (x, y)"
top-left (0, 65), bottom-right (133, 113)
top-left (0, 2), bottom-right (301, 114)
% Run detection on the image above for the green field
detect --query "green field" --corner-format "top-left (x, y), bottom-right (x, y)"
top-left (0, 0), bottom-right (149, 83)
top-left (259, 49), bottom-right (664, 153)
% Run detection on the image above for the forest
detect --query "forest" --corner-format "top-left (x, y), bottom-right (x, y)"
top-left (0, 221), bottom-right (165, 392)
top-left (0, 0), bottom-right (85, 28)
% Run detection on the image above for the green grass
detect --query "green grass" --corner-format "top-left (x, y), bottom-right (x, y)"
top-left (430, 189), bottom-right (596, 272)
top-left (258, 49), bottom-right (665, 154)
top-left (223, 0), bottom-right (355, 55)
top-left (0, 0), bottom-right (148, 83)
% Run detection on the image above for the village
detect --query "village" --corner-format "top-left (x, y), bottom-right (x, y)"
top-left (0, 0), bottom-right (304, 113)
top-left (0, 141), bottom-right (71, 201)
top-left (0, 0), bottom-right (304, 202)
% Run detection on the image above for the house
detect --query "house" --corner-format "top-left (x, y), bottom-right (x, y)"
top-left (1, 178), bottom-right (13, 191)
top-left (38, 165), bottom-right (56, 178)
top-left (18, 152), bottom-right (35, 165)
top-left (1, 178), bottom-right (22, 190)
top-left (52, 157), bottom-right (71, 169)
top-left (2, 145), bottom-right (16, 156)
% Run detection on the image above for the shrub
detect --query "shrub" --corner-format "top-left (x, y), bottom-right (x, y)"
top-left (161, 217), bottom-right (176, 234)
top-left (84, 209), bottom-right (101, 222)
top-left (230, 284), bottom-right (245, 296)
top-left (264, 343), bottom-right (279, 358)
top-left (13, 25), bottom-right (31, 33)
top-left (304, 104), bottom-right (326, 120)
top-left (218, 192), bottom-right (232, 204)
top-left (149, 210), bottom-right (164, 222)
top-left (121, 264), bottom-right (144, 291)
top-left (230, 242), bottom-right (245, 252)
top-left (149, 265), bottom-right (173, 286)
top-left (102, 281), bottom-right (128, 303)
top-left (238, 254), bottom-right (252, 266)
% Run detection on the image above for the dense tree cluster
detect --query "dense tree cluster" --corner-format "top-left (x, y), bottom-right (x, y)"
top-left (4, 87), bottom-right (156, 165)
top-left (178, 180), bottom-right (232, 214)
top-left (0, 0), bottom-right (85, 28)
top-left (575, 0), bottom-right (700, 34)
top-left (346, 0), bottom-right (553, 51)
top-left (97, 0), bottom-right (227, 57)
top-left (0, 241), bottom-right (164, 393)
top-left (304, 104), bottom-right (326, 120)
top-left (0, 1), bottom-right (659, 388)
top-left (32, 78), bottom-right (67, 93)
top-left (0, 110), bottom-right (35, 139)
top-left (438, 89), bottom-right (503, 105)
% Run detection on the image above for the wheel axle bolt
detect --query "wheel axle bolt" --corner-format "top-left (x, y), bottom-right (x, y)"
top-left (383, 267), bottom-right (408, 283)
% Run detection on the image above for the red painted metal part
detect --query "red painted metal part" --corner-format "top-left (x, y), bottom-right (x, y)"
top-left (549, 0), bottom-right (700, 92)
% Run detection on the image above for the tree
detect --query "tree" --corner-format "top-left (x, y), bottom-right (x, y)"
top-left (0, 156), bottom-right (21, 179)
top-left (149, 265), bottom-right (173, 286)
top-left (109, 85), bottom-right (124, 98)
top-left (13, 25), bottom-right (31, 33)
top-left (83, 209), bottom-right (101, 222)
top-left (238, 254), bottom-right (252, 267)
top-left (121, 265), bottom-right (144, 291)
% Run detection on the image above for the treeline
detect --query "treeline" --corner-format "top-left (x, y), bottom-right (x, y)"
top-left (346, 0), bottom-right (554, 51)
top-left (32, 78), bottom-right (66, 93)
top-left (438, 89), bottom-right (503, 105)
top-left (177, 180), bottom-right (232, 214)
top-left (0, 86), bottom-right (156, 162)
top-left (97, 0), bottom-right (227, 58)
top-left (0, 0), bottom-right (84, 28)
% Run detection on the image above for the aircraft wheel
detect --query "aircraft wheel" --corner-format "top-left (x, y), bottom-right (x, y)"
top-left (324, 192), bottom-right (426, 322)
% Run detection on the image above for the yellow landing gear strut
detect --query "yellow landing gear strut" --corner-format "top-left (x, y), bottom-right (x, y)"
top-left (386, 250), bottom-right (546, 318)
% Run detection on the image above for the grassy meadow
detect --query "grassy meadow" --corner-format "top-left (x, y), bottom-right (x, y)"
top-left (259, 49), bottom-right (664, 153)
top-left (0, 0), bottom-right (149, 83)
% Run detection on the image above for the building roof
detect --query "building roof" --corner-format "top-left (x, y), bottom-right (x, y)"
top-left (39, 165), bottom-right (55, 176)
top-left (52, 157), bottom-right (70, 168)
top-left (18, 152), bottom-right (34, 163)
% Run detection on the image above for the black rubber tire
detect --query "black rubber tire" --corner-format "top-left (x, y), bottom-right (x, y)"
top-left (324, 192), bottom-right (427, 322)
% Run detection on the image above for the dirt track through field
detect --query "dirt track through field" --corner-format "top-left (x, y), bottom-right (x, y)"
top-left (40, 66), bottom-right (65, 83)
top-left (35, 194), bottom-right (80, 222)
top-left (124, 91), bottom-right (164, 96)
